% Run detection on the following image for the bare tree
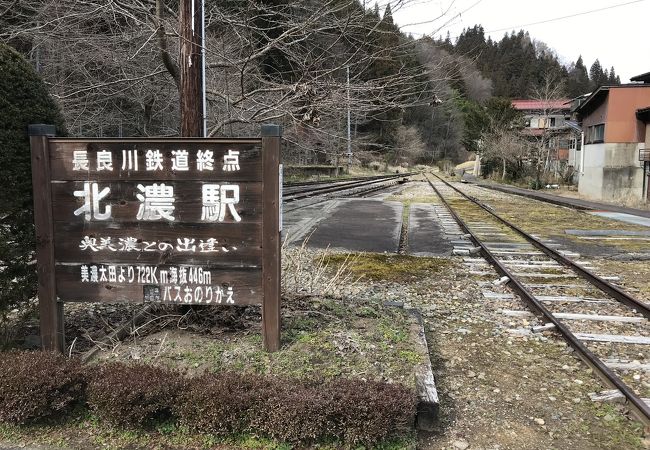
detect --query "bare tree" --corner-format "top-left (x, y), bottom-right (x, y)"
top-left (394, 125), bottom-right (425, 166)
top-left (529, 71), bottom-right (567, 178)
top-left (481, 128), bottom-right (530, 180)
top-left (0, 0), bottom-right (438, 164)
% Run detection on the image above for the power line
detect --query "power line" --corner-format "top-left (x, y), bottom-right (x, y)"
top-left (483, 0), bottom-right (647, 34)
top-left (402, 0), bottom-right (646, 38)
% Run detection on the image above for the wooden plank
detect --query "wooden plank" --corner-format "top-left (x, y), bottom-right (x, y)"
top-left (410, 309), bottom-right (439, 431)
top-left (53, 222), bottom-right (262, 265)
top-left (55, 264), bottom-right (262, 305)
top-left (482, 292), bottom-right (516, 299)
top-left (30, 127), bottom-right (65, 353)
top-left (515, 272), bottom-right (578, 278)
top-left (49, 140), bottom-right (262, 181)
top-left (500, 309), bottom-right (645, 323)
top-left (575, 333), bottom-right (650, 345)
top-left (536, 295), bottom-right (614, 304)
top-left (51, 181), bottom-right (262, 224)
top-left (261, 126), bottom-right (281, 352)
top-left (490, 251), bottom-right (545, 256)
top-left (589, 389), bottom-right (650, 405)
top-left (604, 360), bottom-right (650, 371)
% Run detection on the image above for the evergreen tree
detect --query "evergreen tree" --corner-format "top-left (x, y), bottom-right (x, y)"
top-left (567, 55), bottom-right (591, 96)
top-left (608, 66), bottom-right (620, 85)
top-left (589, 59), bottom-right (606, 88)
top-left (455, 25), bottom-right (487, 60)
top-left (0, 43), bottom-right (66, 315)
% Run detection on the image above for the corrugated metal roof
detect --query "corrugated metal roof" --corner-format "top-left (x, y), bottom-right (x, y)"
top-left (630, 71), bottom-right (650, 83)
top-left (511, 99), bottom-right (571, 111)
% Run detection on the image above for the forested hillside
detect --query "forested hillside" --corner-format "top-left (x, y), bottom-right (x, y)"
top-left (446, 25), bottom-right (620, 99)
top-left (0, 1), bottom-right (621, 165)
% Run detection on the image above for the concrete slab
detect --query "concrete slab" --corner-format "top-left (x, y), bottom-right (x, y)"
top-left (307, 199), bottom-right (403, 252)
top-left (282, 200), bottom-right (339, 246)
top-left (586, 212), bottom-right (650, 228)
top-left (407, 203), bottom-right (453, 256)
top-left (565, 229), bottom-right (650, 236)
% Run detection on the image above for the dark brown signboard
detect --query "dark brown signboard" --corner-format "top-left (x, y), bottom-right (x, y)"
top-left (29, 125), bottom-right (281, 352)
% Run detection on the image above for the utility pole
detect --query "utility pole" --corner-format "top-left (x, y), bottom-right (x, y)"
top-left (346, 66), bottom-right (352, 168)
top-left (200, 0), bottom-right (207, 137)
top-left (180, 0), bottom-right (203, 137)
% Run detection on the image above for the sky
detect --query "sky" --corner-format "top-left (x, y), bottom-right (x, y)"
top-left (389, 0), bottom-right (649, 82)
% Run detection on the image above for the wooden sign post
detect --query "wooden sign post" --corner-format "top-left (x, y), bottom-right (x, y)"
top-left (29, 124), bottom-right (282, 352)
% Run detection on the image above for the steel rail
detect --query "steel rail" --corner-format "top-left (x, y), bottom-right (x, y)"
top-left (433, 174), bottom-right (650, 320)
top-left (283, 176), bottom-right (393, 195)
top-left (283, 176), bottom-right (406, 214)
top-left (284, 174), bottom-right (389, 189)
top-left (283, 173), bottom-right (411, 202)
top-left (425, 173), bottom-right (650, 426)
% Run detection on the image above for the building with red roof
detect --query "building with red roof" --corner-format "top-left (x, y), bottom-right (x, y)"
top-left (511, 98), bottom-right (578, 172)
top-left (574, 74), bottom-right (650, 203)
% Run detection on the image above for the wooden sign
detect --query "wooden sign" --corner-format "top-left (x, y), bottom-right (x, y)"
top-left (29, 124), bottom-right (281, 353)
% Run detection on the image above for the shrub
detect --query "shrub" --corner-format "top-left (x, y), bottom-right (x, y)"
top-left (0, 43), bottom-right (66, 317)
top-left (86, 363), bottom-right (184, 427)
top-left (0, 351), bottom-right (84, 425)
top-left (327, 378), bottom-right (416, 446)
top-left (176, 371), bottom-right (264, 435)
top-left (0, 352), bottom-right (415, 446)
top-left (178, 372), bottom-right (415, 446)
top-left (249, 379), bottom-right (336, 444)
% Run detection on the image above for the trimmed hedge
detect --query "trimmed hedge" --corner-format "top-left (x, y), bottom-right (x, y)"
top-left (176, 371), bottom-right (266, 435)
top-left (0, 351), bottom-right (84, 425)
top-left (0, 352), bottom-right (416, 446)
top-left (86, 362), bottom-right (185, 427)
top-left (179, 372), bottom-right (416, 446)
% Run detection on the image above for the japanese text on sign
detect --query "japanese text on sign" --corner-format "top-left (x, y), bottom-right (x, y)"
top-left (71, 149), bottom-right (243, 223)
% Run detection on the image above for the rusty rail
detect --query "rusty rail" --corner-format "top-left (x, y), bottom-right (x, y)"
top-left (425, 173), bottom-right (650, 426)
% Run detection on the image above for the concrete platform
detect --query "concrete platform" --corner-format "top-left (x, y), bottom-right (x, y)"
top-left (587, 211), bottom-right (650, 228)
top-left (306, 199), bottom-right (403, 252)
top-left (475, 181), bottom-right (650, 219)
top-left (407, 203), bottom-right (453, 256)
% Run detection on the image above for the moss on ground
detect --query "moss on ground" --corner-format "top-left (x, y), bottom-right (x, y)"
top-left (142, 296), bottom-right (421, 386)
top-left (482, 194), bottom-right (650, 251)
top-left (322, 253), bottom-right (453, 283)
top-left (0, 419), bottom-right (416, 450)
top-left (591, 260), bottom-right (650, 302)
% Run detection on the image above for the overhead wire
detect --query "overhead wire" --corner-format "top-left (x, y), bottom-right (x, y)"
top-left (483, 0), bottom-right (647, 34)
top-left (399, 0), bottom-right (647, 38)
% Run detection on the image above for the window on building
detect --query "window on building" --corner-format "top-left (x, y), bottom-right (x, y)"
top-left (593, 124), bottom-right (605, 143)
top-left (569, 139), bottom-right (576, 150)
top-left (549, 117), bottom-right (556, 127)
top-left (585, 125), bottom-right (605, 144)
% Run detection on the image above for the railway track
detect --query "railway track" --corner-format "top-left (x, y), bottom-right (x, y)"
top-left (283, 173), bottom-right (411, 211)
top-left (425, 173), bottom-right (650, 425)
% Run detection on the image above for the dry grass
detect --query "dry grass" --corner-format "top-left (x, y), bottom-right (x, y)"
top-left (281, 236), bottom-right (361, 298)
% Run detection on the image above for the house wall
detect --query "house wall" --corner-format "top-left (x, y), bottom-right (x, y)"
top-left (582, 99), bottom-right (608, 130)
top-left (579, 143), bottom-right (605, 198)
top-left (579, 142), bottom-right (644, 201)
top-left (645, 124), bottom-right (650, 201)
top-left (605, 87), bottom-right (650, 143)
